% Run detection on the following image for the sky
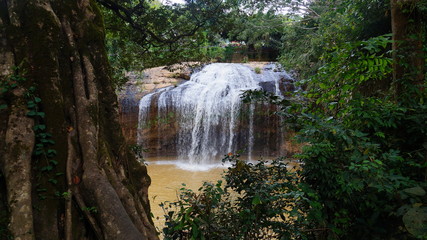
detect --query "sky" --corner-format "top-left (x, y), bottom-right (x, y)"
top-left (162, 0), bottom-right (186, 5)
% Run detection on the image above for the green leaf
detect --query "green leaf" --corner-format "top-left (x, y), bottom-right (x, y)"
top-left (374, 132), bottom-right (385, 138)
top-left (374, 160), bottom-right (383, 165)
top-left (34, 149), bottom-right (44, 156)
top-left (36, 112), bottom-right (45, 118)
top-left (27, 111), bottom-right (36, 116)
top-left (48, 179), bottom-right (58, 184)
top-left (342, 85), bottom-right (352, 92)
top-left (38, 195), bottom-right (47, 200)
top-left (403, 187), bottom-right (426, 196)
top-left (319, 83), bottom-right (328, 89)
top-left (0, 104), bottom-right (7, 110)
top-left (34, 124), bottom-right (46, 131)
top-left (34, 97), bottom-right (41, 103)
top-left (49, 159), bottom-right (58, 165)
top-left (41, 139), bottom-right (55, 145)
top-left (47, 149), bottom-right (57, 156)
top-left (252, 195), bottom-right (261, 206)
top-left (41, 165), bottom-right (53, 172)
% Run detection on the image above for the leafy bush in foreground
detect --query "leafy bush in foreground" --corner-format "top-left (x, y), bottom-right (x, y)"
top-left (162, 156), bottom-right (321, 240)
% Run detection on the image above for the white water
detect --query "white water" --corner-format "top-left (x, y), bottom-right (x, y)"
top-left (138, 63), bottom-right (292, 165)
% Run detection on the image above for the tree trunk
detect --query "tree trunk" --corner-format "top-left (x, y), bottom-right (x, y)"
top-left (0, 0), bottom-right (158, 239)
top-left (391, 0), bottom-right (426, 181)
top-left (390, 0), bottom-right (425, 96)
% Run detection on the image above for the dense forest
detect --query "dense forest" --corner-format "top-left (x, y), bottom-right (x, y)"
top-left (0, 0), bottom-right (426, 239)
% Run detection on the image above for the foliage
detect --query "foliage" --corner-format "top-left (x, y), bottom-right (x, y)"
top-left (163, 29), bottom-right (427, 239)
top-left (305, 35), bottom-right (393, 117)
top-left (0, 68), bottom-right (60, 200)
top-left (82, 206), bottom-right (99, 214)
top-left (221, 156), bottom-right (320, 240)
top-left (279, 0), bottom-right (391, 79)
top-left (21, 77), bottom-right (61, 200)
top-left (162, 156), bottom-right (321, 240)
top-left (248, 32), bottom-right (427, 239)
top-left (0, 66), bottom-right (27, 110)
top-left (226, 10), bottom-right (286, 50)
top-left (105, 30), bottom-right (146, 89)
top-left (100, 0), bottom-right (230, 88)
top-left (129, 144), bottom-right (148, 162)
top-left (162, 181), bottom-right (233, 240)
top-left (295, 109), bottom-right (426, 239)
top-left (99, 0), bottom-right (303, 88)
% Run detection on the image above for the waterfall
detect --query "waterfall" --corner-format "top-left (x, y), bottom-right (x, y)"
top-left (138, 63), bottom-right (293, 164)
top-left (247, 103), bottom-right (255, 161)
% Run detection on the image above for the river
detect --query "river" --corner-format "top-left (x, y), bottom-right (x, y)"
top-left (146, 158), bottom-right (227, 232)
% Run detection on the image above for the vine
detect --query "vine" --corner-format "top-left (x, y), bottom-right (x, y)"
top-left (1, 67), bottom-right (61, 200)
top-left (0, 66), bottom-right (26, 110)
top-left (26, 86), bottom-right (63, 199)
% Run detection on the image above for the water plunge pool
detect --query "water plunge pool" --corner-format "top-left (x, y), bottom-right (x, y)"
top-left (146, 158), bottom-right (227, 230)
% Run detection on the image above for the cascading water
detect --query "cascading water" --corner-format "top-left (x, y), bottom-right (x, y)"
top-left (138, 63), bottom-right (293, 165)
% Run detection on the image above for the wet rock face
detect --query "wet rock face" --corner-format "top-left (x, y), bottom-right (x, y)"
top-left (136, 94), bottom-right (180, 156)
top-left (138, 101), bottom-right (286, 159)
top-left (119, 86), bottom-right (143, 144)
top-left (118, 64), bottom-right (193, 144)
top-left (129, 63), bottom-right (297, 162)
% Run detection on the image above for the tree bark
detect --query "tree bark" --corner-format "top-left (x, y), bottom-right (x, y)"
top-left (391, 0), bottom-right (426, 181)
top-left (391, 0), bottom-right (425, 95)
top-left (2, 88), bottom-right (35, 240)
top-left (0, 0), bottom-right (158, 239)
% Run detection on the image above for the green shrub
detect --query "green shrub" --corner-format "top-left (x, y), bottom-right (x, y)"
top-left (282, 35), bottom-right (426, 239)
top-left (162, 156), bottom-right (321, 240)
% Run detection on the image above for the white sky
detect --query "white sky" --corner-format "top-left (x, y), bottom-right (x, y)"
top-left (162, 0), bottom-right (186, 5)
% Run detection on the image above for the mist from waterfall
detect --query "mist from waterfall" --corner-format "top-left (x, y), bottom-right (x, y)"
top-left (138, 63), bottom-right (293, 165)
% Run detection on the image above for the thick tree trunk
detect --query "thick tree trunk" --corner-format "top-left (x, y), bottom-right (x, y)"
top-left (391, 0), bottom-right (426, 180)
top-left (0, 0), bottom-right (158, 239)
top-left (2, 88), bottom-right (35, 240)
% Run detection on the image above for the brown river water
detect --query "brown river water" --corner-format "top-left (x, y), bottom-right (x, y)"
top-left (146, 158), bottom-right (228, 232)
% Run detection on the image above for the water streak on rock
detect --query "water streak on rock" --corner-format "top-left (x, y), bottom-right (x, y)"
top-left (138, 63), bottom-right (293, 164)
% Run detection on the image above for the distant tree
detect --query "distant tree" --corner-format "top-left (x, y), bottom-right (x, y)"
top-left (279, 0), bottom-right (392, 78)
top-left (98, 0), bottom-right (229, 69)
